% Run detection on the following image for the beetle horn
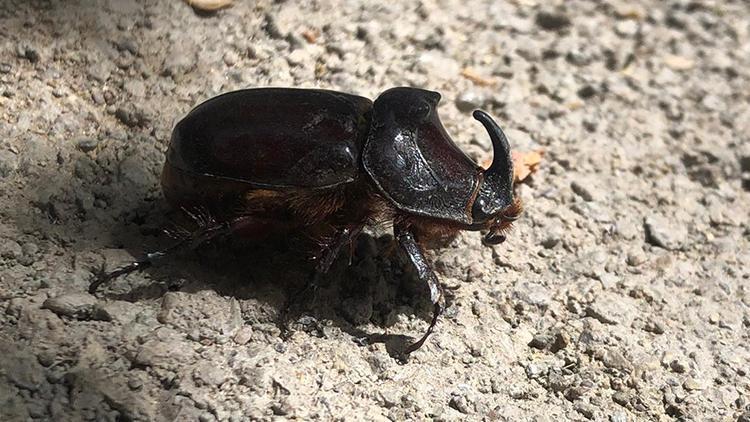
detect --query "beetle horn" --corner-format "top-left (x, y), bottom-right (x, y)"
top-left (472, 110), bottom-right (512, 178)
top-left (470, 110), bottom-right (515, 224)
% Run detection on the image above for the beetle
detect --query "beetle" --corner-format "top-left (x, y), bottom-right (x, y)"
top-left (90, 87), bottom-right (521, 354)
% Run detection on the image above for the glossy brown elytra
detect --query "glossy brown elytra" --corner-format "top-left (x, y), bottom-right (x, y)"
top-left (90, 87), bottom-right (522, 355)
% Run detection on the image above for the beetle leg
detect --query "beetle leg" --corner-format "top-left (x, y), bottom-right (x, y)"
top-left (283, 224), bottom-right (364, 328)
top-left (88, 217), bottom-right (244, 294)
top-left (394, 227), bottom-right (444, 355)
top-left (314, 224), bottom-right (364, 274)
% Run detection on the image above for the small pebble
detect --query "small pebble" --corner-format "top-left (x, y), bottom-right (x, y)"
top-left (16, 44), bottom-right (40, 63)
top-left (76, 137), bottom-right (99, 152)
top-left (599, 348), bottom-right (633, 372)
top-left (529, 333), bottom-right (553, 350)
top-left (128, 378), bottom-right (143, 391)
top-left (615, 20), bottom-right (638, 37)
top-left (565, 386), bottom-right (586, 401)
top-left (664, 55), bottom-right (694, 71)
top-left (455, 91), bottom-right (486, 112)
top-left (232, 326), bottom-right (253, 345)
top-left (264, 13), bottom-right (285, 39)
top-left (115, 106), bottom-right (150, 128)
top-left (551, 332), bottom-right (570, 352)
top-left (116, 38), bottom-right (139, 55)
top-left (644, 319), bottom-right (666, 334)
top-left (223, 50), bottom-right (239, 67)
top-left (683, 378), bottom-right (704, 391)
top-left (36, 350), bottom-right (56, 367)
top-left (193, 362), bottom-right (230, 387)
top-left (571, 180), bottom-right (598, 202)
top-left (611, 391), bottom-right (630, 406)
top-left (609, 411), bottom-right (629, 422)
top-left (577, 84), bottom-right (598, 100)
top-left (525, 362), bottom-right (547, 379)
top-left (271, 399), bottom-right (293, 416)
top-left (575, 402), bottom-right (596, 419)
top-left (669, 358), bottom-right (689, 373)
top-left (448, 395), bottom-right (473, 414)
top-left (536, 11), bottom-right (571, 30)
top-left (626, 249), bottom-right (646, 266)
top-left (548, 372), bottom-right (571, 392)
top-left (0, 239), bottom-right (23, 260)
top-left (541, 235), bottom-right (560, 249)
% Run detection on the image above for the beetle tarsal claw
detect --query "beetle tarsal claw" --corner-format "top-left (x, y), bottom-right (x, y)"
top-left (403, 301), bottom-right (443, 356)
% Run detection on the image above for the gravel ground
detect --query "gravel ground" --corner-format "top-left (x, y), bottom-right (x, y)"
top-left (1, 0), bottom-right (749, 420)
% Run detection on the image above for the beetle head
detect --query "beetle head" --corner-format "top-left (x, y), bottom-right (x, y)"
top-left (364, 88), bottom-right (521, 244)
top-left (470, 110), bottom-right (522, 246)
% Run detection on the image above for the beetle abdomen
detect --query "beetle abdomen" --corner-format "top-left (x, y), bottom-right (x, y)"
top-left (166, 88), bottom-right (373, 189)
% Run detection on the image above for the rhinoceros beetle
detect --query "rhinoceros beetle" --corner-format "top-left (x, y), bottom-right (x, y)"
top-left (90, 87), bottom-right (521, 354)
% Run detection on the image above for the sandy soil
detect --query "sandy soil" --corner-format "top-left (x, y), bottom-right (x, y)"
top-left (1, 0), bottom-right (749, 420)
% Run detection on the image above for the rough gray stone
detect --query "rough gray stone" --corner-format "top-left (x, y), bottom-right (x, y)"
top-left (609, 411), bottom-right (628, 422)
top-left (75, 137), bottom-right (99, 152)
top-left (598, 348), bottom-right (633, 372)
top-left (644, 215), bottom-right (688, 250)
top-left (0, 239), bottom-right (23, 260)
top-left (232, 326), bottom-right (253, 345)
top-left (575, 402), bottom-right (596, 419)
top-left (585, 293), bottom-right (637, 326)
top-left (132, 336), bottom-right (195, 369)
top-left (162, 42), bottom-right (197, 77)
top-left (525, 362), bottom-right (548, 379)
top-left (193, 362), bottom-right (230, 388)
top-left (448, 395), bottom-right (473, 414)
top-left (615, 20), bottom-right (638, 37)
top-left (42, 293), bottom-right (109, 321)
top-left (571, 180), bottom-right (603, 202)
top-left (0, 150), bottom-right (18, 178)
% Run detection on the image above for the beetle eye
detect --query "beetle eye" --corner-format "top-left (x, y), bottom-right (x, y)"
top-left (409, 101), bottom-right (431, 120)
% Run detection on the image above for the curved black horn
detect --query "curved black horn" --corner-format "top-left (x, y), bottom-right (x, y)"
top-left (470, 110), bottom-right (515, 223)
top-left (472, 110), bottom-right (512, 176)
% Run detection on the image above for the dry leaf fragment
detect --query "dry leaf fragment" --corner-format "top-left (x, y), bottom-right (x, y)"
top-left (461, 68), bottom-right (496, 87)
top-left (301, 29), bottom-right (319, 44)
top-left (480, 149), bottom-right (543, 183)
top-left (613, 3), bottom-right (646, 20)
top-left (512, 149), bottom-right (543, 183)
top-left (186, 0), bottom-right (232, 12)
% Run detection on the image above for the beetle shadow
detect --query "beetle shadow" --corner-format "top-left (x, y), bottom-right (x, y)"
top-left (10, 138), bottom-right (437, 360)
top-left (93, 207), bottom-right (439, 360)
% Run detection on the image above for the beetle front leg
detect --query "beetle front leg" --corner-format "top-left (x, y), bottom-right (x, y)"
top-left (294, 224), bottom-right (364, 304)
top-left (394, 226), bottom-right (444, 355)
top-left (313, 223), bottom-right (364, 274)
